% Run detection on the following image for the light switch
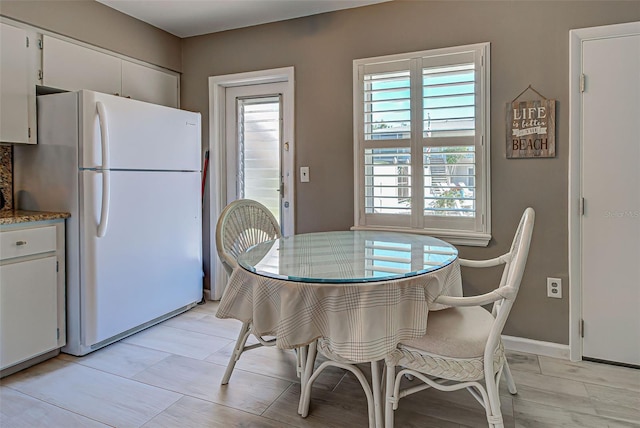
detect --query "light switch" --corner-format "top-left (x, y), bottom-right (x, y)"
top-left (300, 166), bottom-right (310, 182)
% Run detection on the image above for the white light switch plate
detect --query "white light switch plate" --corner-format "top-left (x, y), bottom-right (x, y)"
top-left (300, 166), bottom-right (310, 182)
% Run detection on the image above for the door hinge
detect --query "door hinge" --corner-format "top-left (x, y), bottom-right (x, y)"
top-left (26, 36), bottom-right (29, 48)
top-left (57, 328), bottom-right (60, 340)
top-left (38, 70), bottom-right (43, 80)
top-left (580, 74), bottom-right (586, 93)
top-left (38, 38), bottom-right (43, 49)
top-left (579, 319), bottom-right (585, 338)
top-left (580, 197), bottom-right (585, 216)
top-left (28, 128), bottom-right (31, 139)
top-left (56, 261), bottom-right (59, 272)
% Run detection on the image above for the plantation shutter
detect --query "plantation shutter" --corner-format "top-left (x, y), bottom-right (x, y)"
top-left (421, 51), bottom-right (479, 221)
top-left (354, 43), bottom-right (490, 245)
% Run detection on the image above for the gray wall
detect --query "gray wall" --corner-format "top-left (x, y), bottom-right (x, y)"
top-left (2, 0), bottom-right (638, 345)
top-left (0, 0), bottom-right (181, 71)
top-left (181, 1), bottom-right (640, 344)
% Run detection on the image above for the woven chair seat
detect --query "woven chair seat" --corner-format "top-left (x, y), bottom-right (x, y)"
top-left (388, 342), bottom-right (505, 382)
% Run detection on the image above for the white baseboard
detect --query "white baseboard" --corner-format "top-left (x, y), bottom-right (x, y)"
top-left (502, 335), bottom-right (570, 359)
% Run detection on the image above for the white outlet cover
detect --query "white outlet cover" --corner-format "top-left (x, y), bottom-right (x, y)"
top-left (547, 277), bottom-right (562, 299)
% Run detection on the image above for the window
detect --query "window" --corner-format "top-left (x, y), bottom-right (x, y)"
top-left (353, 43), bottom-right (491, 246)
top-left (236, 95), bottom-right (282, 221)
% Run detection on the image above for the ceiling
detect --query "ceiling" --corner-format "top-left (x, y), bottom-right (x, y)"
top-left (96, 0), bottom-right (390, 38)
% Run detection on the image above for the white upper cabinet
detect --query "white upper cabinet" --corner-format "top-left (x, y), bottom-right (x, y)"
top-left (121, 60), bottom-right (178, 108)
top-left (43, 35), bottom-right (121, 96)
top-left (42, 36), bottom-right (179, 108)
top-left (0, 22), bottom-right (39, 144)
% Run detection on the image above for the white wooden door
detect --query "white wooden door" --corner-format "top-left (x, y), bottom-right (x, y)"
top-left (581, 32), bottom-right (640, 366)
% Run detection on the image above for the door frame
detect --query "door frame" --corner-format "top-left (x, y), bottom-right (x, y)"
top-left (208, 67), bottom-right (295, 299)
top-left (568, 21), bottom-right (640, 362)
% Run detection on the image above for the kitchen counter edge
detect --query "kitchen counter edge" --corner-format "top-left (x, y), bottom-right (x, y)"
top-left (0, 210), bottom-right (71, 225)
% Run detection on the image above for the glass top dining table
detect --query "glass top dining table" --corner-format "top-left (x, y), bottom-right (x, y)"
top-left (219, 230), bottom-right (462, 427)
top-left (218, 229), bottom-right (462, 362)
top-left (237, 230), bottom-right (459, 283)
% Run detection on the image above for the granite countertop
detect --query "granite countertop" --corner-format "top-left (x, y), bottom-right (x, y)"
top-left (0, 210), bottom-right (71, 225)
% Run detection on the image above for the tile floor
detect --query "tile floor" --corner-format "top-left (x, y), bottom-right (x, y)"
top-left (1, 301), bottom-right (639, 428)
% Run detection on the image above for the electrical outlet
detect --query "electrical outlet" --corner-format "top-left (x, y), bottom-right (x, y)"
top-left (547, 277), bottom-right (562, 298)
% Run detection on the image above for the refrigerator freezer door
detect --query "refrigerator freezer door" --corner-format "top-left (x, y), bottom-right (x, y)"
top-left (79, 169), bottom-right (202, 347)
top-left (79, 90), bottom-right (201, 171)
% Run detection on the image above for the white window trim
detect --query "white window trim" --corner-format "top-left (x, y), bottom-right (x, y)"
top-left (352, 43), bottom-right (491, 247)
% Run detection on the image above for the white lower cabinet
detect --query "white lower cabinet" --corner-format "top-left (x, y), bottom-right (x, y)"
top-left (0, 220), bottom-right (66, 375)
top-left (0, 257), bottom-right (58, 368)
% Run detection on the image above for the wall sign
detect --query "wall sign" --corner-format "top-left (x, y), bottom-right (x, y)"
top-left (506, 85), bottom-right (556, 158)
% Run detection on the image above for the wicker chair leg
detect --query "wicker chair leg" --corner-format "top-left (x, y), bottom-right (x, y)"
top-left (221, 321), bottom-right (251, 385)
top-left (485, 371), bottom-right (504, 428)
top-left (384, 361), bottom-right (396, 428)
top-left (502, 361), bottom-right (517, 394)
top-left (371, 360), bottom-right (383, 428)
top-left (298, 341), bottom-right (317, 415)
top-left (302, 358), bottom-right (376, 428)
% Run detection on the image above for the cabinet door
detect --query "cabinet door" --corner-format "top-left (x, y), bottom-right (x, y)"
top-left (0, 256), bottom-right (58, 370)
top-left (42, 35), bottom-right (121, 95)
top-left (0, 23), bottom-right (31, 144)
top-left (122, 60), bottom-right (179, 108)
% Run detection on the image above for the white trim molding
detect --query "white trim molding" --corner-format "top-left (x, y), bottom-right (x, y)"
top-left (502, 335), bottom-right (570, 360)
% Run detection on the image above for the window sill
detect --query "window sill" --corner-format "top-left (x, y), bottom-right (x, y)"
top-left (350, 225), bottom-right (491, 247)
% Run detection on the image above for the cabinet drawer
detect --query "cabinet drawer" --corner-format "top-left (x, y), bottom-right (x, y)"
top-left (0, 226), bottom-right (56, 260)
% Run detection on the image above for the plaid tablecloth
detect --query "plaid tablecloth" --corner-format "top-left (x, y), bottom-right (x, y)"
top-left (216, 259), bottom-right (462, 363)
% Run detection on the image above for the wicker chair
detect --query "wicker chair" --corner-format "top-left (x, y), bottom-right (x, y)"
top-left (215, 199), bottom-right (281, 385)
top-left (384, 207), bottom-right (535, 428)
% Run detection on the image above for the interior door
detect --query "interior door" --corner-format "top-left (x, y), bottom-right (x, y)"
top-left (225, 83), bottom-right (293, 235)
top-left (581, 33), bottom-right (640, 366)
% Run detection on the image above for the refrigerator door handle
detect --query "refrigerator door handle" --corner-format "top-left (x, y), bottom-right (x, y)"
top-left (96, 102), bottom-right (111, 238)
top-left (97, 171), bottom-right (110, 238)
top-left (96, 102), bottom-right (111, 170)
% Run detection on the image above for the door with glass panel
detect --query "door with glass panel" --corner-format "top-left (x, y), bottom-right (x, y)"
top-left (225, 83), bottom-right (293, 234)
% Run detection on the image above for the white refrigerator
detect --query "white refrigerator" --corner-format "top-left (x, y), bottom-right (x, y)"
top-left (14, 90), bottom-right (203, 356)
